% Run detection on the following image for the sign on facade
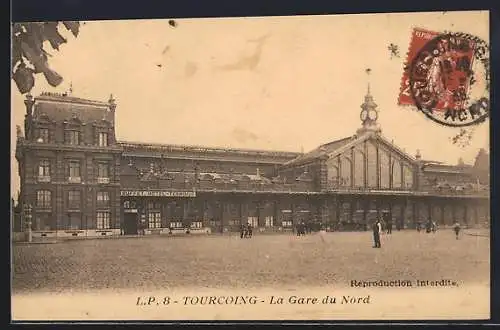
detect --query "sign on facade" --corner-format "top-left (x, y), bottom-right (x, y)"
top-left (120, 190), bottom-right (197, 198)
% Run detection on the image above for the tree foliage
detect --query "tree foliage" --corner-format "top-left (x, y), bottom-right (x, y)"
top-left (11, 21), bottom-right (80, 94)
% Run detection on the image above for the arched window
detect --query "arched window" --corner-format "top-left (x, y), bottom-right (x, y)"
top-left (327, 160), bottom-right (339, 188)
top-left (340, 156), bottom-right (352, 187)
top-left (403, 165), bottom-right (414, 189)
top-left (392, 159), bottom-right (402, 188)
top-left (366, 141), bottom-right (378, 188)
top-left (353, 149), bottom-right (365, 188)
top-left (379, 149), bottom-right (391, 189)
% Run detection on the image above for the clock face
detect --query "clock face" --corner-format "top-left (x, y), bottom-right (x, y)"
top-left (368, 109), bottom-right (378, 120)
top-left (360, 110), bottom-right (368, 121)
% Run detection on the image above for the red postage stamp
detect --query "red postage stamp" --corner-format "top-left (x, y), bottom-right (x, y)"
top-left (398, 27), bottom-right (476, 111)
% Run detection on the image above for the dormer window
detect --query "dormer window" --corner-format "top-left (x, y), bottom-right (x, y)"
top-left (65, 130), bottom-right (80, 145)
top-left (98, 132), bottom-right (108, 147)
top-left (38, 128), bottom-right (49, 143)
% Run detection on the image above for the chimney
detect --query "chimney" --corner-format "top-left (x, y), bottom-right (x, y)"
top-left (24, 93), bottom-right (35, 140)
top-left (108, 94), bottom-right (117, 117)
top-left (415, 149), bottom-right (422, 161)
top-left (24, 93), bottom-right (34, 116)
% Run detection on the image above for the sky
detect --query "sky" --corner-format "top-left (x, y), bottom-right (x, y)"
top-left (10, 11), bottom-right (489, 198)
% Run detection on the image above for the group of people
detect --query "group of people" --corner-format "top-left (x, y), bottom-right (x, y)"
top-left (295, 222), bottom-right (311, 236)
top-left (416, 220), bottom-right (438, 233)
top-left (372, 213), bottom-right (464, 247)
top-left (240, 223), bottom-right (253, 238)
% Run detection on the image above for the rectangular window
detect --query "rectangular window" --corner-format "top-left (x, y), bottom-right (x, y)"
top-left (38, 159), bottom-right (50, 177)
top-left (36, 190), bottom-right (51, 208)
top-left (229, 219), bottom-right (240, 226)
top-left (247, 216), bottom-right (258, 227)
top-left (69, 160), bottom-right (81, 178)
top-left (191, 221), bottom-right (202, 229)
top-left (282, 220), bottom-right (293, 227)
top-left (97, 162), bottom-right (109, 178)
top-left (170, 221), bottom-right (183, 228)
top-left (38, 128), bottom-right (49, 143)
top-left (68, 190), bottom-right (81, 209)
top-left (97, 191), bottom-right (110, 207)
top-left (65, 130), bottom-right (80, 145)
top-left (148, 211), bottom-right (161, 228)
top-left (96, 212), bottom-right (110, 229)
top-left (147, 202), bottom-right (162, 210)
top-left (209, 220), bottom-right (220, 227)
top-left (98, 132), bottom-right (108, 147)
top-left (265, 216), bottom-right (274, 227)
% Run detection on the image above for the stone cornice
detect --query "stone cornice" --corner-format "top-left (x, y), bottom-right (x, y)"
top-left (19, 142), bottom-right (123, 153)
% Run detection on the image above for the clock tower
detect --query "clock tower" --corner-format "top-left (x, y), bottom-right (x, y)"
top-left (357, 68), bottom-right (381, 135)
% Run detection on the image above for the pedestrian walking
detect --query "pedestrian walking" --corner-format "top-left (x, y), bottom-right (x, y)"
top-left (372, 219), bottom-right (382, 248)
top-left (426, 218), bottom-right (432, 233)
top-left (240, 224), bottom-right (245, 239)
top-left (386, 217), bottom-right (393, 234)
top-left (247, 223), bottom-right (253, 238)
top-left (453, 221), bottom-right (461, 239)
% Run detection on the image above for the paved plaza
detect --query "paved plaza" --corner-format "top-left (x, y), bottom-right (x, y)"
top-left (12, 229), bottom-right (489, 294)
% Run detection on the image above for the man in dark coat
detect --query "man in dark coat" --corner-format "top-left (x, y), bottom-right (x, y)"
top-left (453, 221), bottom-right (461, 239)
top-left (247, 223), bottom-right (253, 238)
top-left (386, 216), bottom-right (393, 234)
top-left (240, 223), bottom-right (246, 239)
top-left (372, 219), bottom-right (382, 248)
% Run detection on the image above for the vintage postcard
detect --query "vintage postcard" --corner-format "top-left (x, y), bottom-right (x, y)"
top-left (11, 10), bottom-right (490, 321)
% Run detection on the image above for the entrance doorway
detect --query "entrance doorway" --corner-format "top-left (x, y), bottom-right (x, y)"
top-left (123, 213), bottom-right (138, 235)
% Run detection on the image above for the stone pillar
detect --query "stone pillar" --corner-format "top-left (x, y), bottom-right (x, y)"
top-left (320, 198), bottom-right (329, 225)
top-left (427, 200), bottom-right (432, 221)
top-left (413, 200), bottom-right (418, 227)
top-left (440, 203), bottom-right (445, 226)
top-left (183, 199), bottom-right (191, 228)
top-left (161, 201), bottom-right (168, 228)
top-left (319, 159), bottom-right (328, 191)
top-left (451, 202), bottom-right (456, 224)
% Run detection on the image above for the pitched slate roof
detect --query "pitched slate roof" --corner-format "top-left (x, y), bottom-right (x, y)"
top-left (283, 131), bottom-right (421, 168)
top-left (283, 136), bottom-right (355, 166)
top-left (422, 163), bottom-right (473, 174)
top-left (119, 140), bottom-right (300, 164)
top-left (33, 92), bottom-right (114, 124)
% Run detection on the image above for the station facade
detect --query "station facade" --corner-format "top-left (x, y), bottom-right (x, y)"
top-left (14, 89), bottom-right (490, 238)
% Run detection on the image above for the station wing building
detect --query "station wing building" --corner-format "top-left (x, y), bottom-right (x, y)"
top-left (15, 89), bottom-right (490, 238)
